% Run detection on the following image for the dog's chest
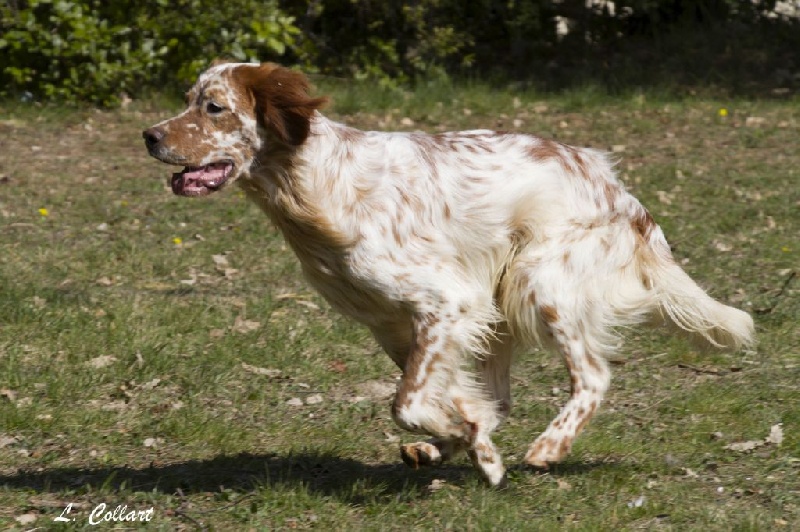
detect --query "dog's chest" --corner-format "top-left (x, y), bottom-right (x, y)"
top-left (242, 173), bottom-right (408, 326)
top-left (297, 248), bottom-right (401, 325)
top-left (271, 210), bottom-right (403, 326)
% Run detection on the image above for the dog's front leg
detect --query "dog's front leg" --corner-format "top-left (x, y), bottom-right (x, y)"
top-left (390, 310), bottom-right (507, 487)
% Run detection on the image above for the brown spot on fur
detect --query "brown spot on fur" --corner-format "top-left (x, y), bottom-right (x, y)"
top-left (603, 182), bottom-right (618, 209)
top-left (476, 443), bottom-right (496, 464)
top-left (540, 304), bottom-right (559, 324)
top-left (431, 133), bottom-right (457, 152)
top-left (575, 402), bottom-right (598, 434)
top-left (631, 207), bottom-right (656, 240)
top-left (564, 357), bottom-right (582, 393)
top-left (586, 353), bottom-right (603, 374)
top-left (395, 313), bottom-right (445, 399)
top-left (417, 141), bottom-right (437, 170)
top-left (452, 397), bottom-right (478, 440)
top-left (527, 138), bottom-right (564, 163)
top-left (572, 150), bottom-right (588, 176)
top-left (557, 437), bottom-right (571, 458)
top-left (480, 455), bottom-right (495, 465)
top-left (528, 437), bottom-right (555, 458)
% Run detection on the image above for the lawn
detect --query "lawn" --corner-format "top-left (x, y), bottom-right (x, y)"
top-left (0, 80), bottom-right (797, 530)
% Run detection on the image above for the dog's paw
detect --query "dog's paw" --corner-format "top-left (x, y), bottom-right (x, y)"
top-left (523, 435), bottom-right (569, 471)
top-left (400, 442), bottom-right (443, 469)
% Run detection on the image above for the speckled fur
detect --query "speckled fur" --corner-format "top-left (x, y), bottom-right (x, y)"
top-left (144, 62), bottom-right (755, 486)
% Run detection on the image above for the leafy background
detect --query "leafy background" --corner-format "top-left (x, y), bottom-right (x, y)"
top-left (2, 0), bottom-right (800, 104)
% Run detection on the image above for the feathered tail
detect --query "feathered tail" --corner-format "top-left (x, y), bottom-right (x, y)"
top-left (644, 241), bottom-right (755, 350)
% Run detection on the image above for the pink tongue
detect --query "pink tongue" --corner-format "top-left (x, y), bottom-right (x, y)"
top-left (183, 163), bottom-right (228, 186)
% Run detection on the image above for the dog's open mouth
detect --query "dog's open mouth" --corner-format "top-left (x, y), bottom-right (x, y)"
top-left (171, 162), bottom-right (234, 196)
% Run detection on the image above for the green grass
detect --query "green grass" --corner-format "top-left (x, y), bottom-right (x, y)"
top-left (0, 82), bottom-right (798, 530)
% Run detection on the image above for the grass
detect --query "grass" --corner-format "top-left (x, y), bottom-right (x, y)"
top-left (0, 80), bottom-right (798, 530)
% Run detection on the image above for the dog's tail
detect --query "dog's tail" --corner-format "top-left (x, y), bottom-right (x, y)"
top-left (641, 226), bottom-right (755, 350)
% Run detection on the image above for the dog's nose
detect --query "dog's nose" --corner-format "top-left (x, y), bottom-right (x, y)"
top-left (143, 127), bottom-right (165, 149)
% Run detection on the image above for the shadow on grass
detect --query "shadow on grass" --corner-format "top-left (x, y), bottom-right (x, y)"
top-left (0, 452), bottom-right (467, 502)
top-left (0, 452), bottom-right (617, 501)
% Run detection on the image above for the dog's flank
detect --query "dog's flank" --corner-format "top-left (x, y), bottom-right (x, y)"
top-left (144, 61), bottom-right (754, 486)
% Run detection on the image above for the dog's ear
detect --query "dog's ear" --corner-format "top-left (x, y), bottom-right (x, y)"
top-left (238, 63), bottom-right (328, 146)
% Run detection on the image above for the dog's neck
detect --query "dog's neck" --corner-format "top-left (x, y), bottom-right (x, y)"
top-left (237, 113), bottom-right (356, 268)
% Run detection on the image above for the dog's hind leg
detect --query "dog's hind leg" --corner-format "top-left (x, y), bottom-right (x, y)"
top-left (523, 316), bottom-right (610, 468)
top-left (499, 241), bottom-right (624, 469)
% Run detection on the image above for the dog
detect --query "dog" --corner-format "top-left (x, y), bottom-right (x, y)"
top-left (143, 61), bottom-right (754, 486)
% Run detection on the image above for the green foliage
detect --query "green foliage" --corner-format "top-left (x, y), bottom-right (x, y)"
top-left (128, 0), bottom-right (300, 88)
top-left (0, 0), bottom-right (159, 105)
top-left (0, 0), bottom-right (299, 105)
top-left (1, 0), bottom-right (798, 104)
top-left (280, 0), bottom-right (552, 86)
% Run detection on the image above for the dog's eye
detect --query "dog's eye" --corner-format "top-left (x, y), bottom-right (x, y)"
top-left (206, 102), bottom-right (225, 115)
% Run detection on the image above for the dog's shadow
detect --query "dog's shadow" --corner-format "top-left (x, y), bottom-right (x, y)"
top-left (1, 451), bottom-right (614, 505)
top-left (1, 452), bottom-right (464, 504)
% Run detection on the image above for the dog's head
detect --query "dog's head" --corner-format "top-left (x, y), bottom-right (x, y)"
top-left (143, 61), bottom-right (327, 196)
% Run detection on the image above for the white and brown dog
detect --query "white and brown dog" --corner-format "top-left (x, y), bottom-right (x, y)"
top-left (144, 61), bottom-right (754, 486)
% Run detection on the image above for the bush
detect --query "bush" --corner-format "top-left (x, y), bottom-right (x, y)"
top-left (0, 0), bottom-right (299, 105)
top-left (280, 0), bottom-right (554, 85)
top-left (1, 0), bottom-right (797, 104)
